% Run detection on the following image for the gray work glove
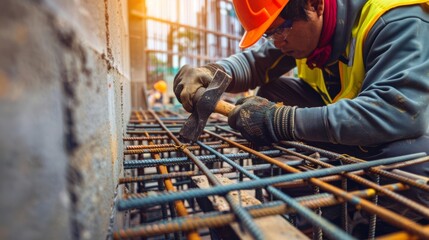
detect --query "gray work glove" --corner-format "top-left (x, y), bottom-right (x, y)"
top-left (228, 96), bottom-right (297, 146)
top-left (173, 64), bottom-right (223, 112)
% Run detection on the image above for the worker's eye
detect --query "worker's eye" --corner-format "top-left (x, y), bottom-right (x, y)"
top-left (263, 19), bottom-right (293, 40)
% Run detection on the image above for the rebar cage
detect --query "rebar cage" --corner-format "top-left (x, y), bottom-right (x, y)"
top-left (111, 109), bottom-right (429, 240)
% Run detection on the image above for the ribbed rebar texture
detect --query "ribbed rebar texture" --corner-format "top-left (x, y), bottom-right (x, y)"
top-left (110, 109), bottom-right (429, 240)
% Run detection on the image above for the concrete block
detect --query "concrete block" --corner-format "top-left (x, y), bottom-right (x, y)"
top-left (0, 0), bottom-right (131, 239)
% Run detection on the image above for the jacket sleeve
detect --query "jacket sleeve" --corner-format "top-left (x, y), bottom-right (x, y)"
top-left (295, 6), bottom-right (429, 146)
top-left (216, 41), bottom-right (296, 93)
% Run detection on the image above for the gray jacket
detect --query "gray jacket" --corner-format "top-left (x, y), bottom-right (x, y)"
top-left (217, 0), bottom-right (429, 146)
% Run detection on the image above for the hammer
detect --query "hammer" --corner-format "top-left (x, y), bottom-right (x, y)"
top-left (179, 69), bottom-right (235, 142)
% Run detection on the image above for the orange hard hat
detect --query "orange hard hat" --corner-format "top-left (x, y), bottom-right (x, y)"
top-left (232, 0), bottom-right (289, 49)
top-left (154, 80), bottom-right (167, 93)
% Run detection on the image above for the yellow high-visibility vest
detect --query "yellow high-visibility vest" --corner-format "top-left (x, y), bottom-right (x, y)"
top-left (296, 0), bottom-right (429, 104)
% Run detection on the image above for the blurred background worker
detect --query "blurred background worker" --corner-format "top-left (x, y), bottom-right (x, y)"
top-left (148, 79), bottom-right (167, 108)
top-left (174, 0), bottom-right (429, 236)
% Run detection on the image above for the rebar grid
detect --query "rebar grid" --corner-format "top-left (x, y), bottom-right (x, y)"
top-left (112, 109), bottom-right (429, 240)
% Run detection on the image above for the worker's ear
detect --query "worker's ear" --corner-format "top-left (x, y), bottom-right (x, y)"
top-left (307, 0), bottom-right (324, 17)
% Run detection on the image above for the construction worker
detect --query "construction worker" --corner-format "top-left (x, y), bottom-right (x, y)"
top-left (174, 0), bottom-right (429, 235)
top-left (149, 80), bottom-right (167, 107)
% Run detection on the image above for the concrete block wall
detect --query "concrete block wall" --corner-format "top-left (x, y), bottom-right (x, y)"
top-left (0, 0), bottom-right (130, 239)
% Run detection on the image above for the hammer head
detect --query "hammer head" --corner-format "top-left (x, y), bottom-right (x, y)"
top-left (179, 69), bottom-right (232, 142)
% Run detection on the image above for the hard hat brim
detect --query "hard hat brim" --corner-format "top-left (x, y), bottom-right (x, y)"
top-left (238, 6), bottom-right (285, 49)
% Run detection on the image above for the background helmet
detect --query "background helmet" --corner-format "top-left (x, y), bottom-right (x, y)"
top-left (154, 80), bottom-right (167, 93)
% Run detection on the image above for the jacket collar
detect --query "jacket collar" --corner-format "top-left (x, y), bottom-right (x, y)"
top-left (328, 0), bottom-right (367, 65)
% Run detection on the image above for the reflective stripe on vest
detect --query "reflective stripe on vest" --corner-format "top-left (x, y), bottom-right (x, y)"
top-left (296, 0), bottom-right (429, 105)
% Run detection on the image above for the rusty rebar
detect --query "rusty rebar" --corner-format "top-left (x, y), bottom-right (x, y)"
top-left (204, 130), bottom-right (429, 239)
top-left (114, 183), bottom-right (408, 239)
top-left (281, 141), bottom-right (429, 192)
top-left (119, 110), bottom-right (429, 239)
top-left (148, 110), bottom-right (266, 240)
top-left (124, 143), bottom-right (231, 155)
top-left (274, 144), bottom-right (429, 219)
top-left (143, 131), bottom-right (200, 240)
top-left (117, 140), bottom-right (422, 238)
top-left (123, 136), bottom-right (169, 141)
top-left (119, 163), bottom-right (276, 184)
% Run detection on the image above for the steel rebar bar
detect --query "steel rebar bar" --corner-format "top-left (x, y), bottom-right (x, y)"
top-left (148, 110), bottom-right (265, 240)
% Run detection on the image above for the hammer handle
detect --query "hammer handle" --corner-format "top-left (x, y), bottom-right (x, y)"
top-left (214, 100), bottom-right (235, 116)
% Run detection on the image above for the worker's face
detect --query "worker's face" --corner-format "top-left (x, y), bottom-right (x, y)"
top-left (267, 2), bottom-right (324, 59)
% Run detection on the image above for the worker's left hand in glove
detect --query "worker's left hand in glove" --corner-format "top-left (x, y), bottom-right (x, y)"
top-left (173, 64), bottom-right (224, 112)
top-left (228, 96), bottom-right (297, 146)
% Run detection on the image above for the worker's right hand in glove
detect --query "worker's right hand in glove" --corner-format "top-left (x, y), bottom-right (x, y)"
top-left (174, 64), bottom-right (223, 112)
top-left (228, 96), bottom-right (297, 146)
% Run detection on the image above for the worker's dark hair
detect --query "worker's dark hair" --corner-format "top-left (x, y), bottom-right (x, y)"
top-left (280, 0), bottom-right (310, 21)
